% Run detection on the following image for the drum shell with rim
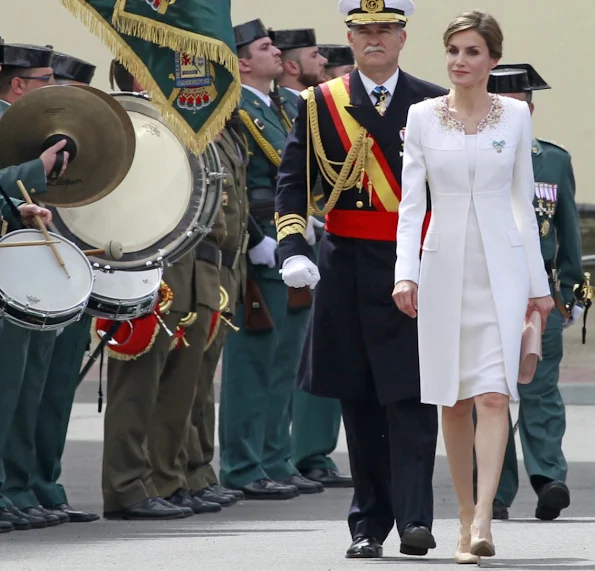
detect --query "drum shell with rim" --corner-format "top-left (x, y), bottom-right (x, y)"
top-left (0, 229), bottom-right (94, 331)
top-left (85, 267), bottom-right (162, 321)
top-left (45, 92), bottom-right (224, 272)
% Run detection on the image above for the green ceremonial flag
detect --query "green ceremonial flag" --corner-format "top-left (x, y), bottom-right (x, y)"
top-left (61, 0), bottom-right (240, 155)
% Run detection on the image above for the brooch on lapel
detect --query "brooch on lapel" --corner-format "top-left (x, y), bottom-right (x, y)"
top-left (492, 140), bottom-right (506, 153)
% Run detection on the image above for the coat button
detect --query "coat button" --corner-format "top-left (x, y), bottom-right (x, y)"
top-left (356, 200), bottom-right (364, 208)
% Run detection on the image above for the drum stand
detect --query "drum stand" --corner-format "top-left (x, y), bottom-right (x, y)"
top-left (79, 320), bottom-right (121, 412)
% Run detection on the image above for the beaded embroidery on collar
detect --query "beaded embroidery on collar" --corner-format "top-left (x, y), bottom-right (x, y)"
top-left (435, 93), bottom-right (504, 133)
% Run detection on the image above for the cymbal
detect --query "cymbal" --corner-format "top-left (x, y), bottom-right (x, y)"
top-left (0, 85), bottom-right (136, 207)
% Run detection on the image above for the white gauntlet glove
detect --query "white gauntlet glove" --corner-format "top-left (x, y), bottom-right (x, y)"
top-left (305, 216), bottom-right (324, 246)
top-left (248, 236), bottom-right (278, 268)
top-left (281, 255), bottom-right (321, 289)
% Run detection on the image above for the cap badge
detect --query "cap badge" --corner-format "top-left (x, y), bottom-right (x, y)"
top-left (361, 0), bottom-right (385, 13)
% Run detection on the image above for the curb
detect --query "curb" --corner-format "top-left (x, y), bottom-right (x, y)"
top-left (561, 383), bottom-right (595, 406)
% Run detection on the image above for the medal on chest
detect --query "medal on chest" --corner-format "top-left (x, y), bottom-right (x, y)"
top-left (534, 182), bottom-right (558, 237)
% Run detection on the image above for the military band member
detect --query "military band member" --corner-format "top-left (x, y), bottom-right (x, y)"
top-left (29, 51), bottom-right (99, 524)
top-left (318, 44), bottom-right (356, 81)
top-left (275, 0), bottom-right (447, 558)
top-left (486, 65), bottom-right (583, 522)
top-left (270, 28), bottom-right (352, 488)
top-left (101, 66), bottom-right (224, 519)
top-left (0, 43), bottom-right (75, 531)
top-left (0, 43), bottom-right (67, 197)
top-left (181, 111), bottom-right (249, 504)
top-left (218, 19), bottom-right (322, 499)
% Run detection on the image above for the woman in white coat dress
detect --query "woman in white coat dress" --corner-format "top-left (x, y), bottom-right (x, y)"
top-left (393, 10), bottom-right (554, 564)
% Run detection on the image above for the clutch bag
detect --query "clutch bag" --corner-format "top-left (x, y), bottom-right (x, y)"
top-left (519, 310), bottom-right (542, 384)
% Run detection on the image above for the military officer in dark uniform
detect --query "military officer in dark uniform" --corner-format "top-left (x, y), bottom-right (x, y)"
top-left (218, 19), bottom-right (322, 499)
top-left (275, 0), bottom-right (447, 558)
top-left (319, 44), bottom-right (356, 81)
top-left (181, 110), bottom-right (249, 505)
top-left (29, 51), bottom-right (99, 524)
top-left (270, 28), bottom-right (352, 488)
top-left (485, 65), bottom-right (583, 522)
top-left (0, 43), bottom-right (76, 531)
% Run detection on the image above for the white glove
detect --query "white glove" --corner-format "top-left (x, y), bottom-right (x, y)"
top-left (305, 216), bottom-right (324, 246)
top-left (564, 304), bottom-right (584, 329)
top-left (248, 236), bottom-right (278, 268)
top-left (281, 255), bottom-right (321, 289)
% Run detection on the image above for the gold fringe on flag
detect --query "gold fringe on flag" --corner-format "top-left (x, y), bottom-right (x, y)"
top-left (59, 0), bottom-right (241, 157)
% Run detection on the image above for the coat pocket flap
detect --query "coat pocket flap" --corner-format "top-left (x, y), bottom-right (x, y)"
top-left (507, 228), bottom-right (523, 247)
top-left (422, 233), bottom-right (440, 251)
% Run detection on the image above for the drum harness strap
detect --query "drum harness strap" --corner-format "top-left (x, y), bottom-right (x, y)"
top-left (0, 182), bottom-right (27, 231)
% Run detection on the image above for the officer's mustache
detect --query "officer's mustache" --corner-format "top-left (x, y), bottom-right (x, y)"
top-left (364, 46), bottom-right (386, 54)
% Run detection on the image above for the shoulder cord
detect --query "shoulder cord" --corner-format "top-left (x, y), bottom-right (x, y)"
top-left (238, 109), bottom-right (281, 168)
top-left (305, 87), bottom-right (373, 217)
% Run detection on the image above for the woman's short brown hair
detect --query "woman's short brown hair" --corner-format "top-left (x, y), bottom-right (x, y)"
top-left (443, 10), bottom-right (504, 60)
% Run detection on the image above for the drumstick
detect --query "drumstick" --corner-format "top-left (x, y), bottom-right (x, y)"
top-left (0, 240), bottom-right (61, 248)
top-left (83, 248), bottom-right (107, 256)
top-left (16, 180), bottom-right (70, 279)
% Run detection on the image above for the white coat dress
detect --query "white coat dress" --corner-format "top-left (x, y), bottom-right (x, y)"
top-left (394, 94), bottom-right (550, 407)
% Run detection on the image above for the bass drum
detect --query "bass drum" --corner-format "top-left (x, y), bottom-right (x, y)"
top-left (45, 92), bottom-right (223, 271)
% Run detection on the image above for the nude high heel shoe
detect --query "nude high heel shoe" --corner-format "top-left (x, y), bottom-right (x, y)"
top-left (470, 522), bottom-right (495, 557)
top-left (455, 525), bottom-right (480, 565)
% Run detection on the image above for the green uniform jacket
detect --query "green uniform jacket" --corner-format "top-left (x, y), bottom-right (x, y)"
top-left (196, 207), bottom-right (227, 313)
top-left (279, 87), bottom-right (299, 130)
top-left (0, 100), bottom-right (48, 199)
top-left (532, 138), bottom-right (583, 304)
top-left (238, 86), bottom-right (289, 281)
top-left (215, 126), bottom-right (249, 313)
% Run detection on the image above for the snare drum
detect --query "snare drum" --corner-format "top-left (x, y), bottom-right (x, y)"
top-left (45, 92), bottom-right (224, 272)
top-left (0, 229), bottom-right (94, 331)
top-left (86, 267), bottom-right (162, 320)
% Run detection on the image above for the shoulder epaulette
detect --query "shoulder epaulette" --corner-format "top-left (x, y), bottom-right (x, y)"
top-left (238, 109), bottom-right (282, 167)
top-left (300, 86), bottom-right (313, 101)
top-left (536, 138), bottom-right (570, 155)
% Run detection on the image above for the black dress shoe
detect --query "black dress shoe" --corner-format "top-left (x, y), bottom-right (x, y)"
top-left (47, 504), bottom-right (100, 523)
top-left (19, 507), bottom-right (60, 527)
top-left (400, 523), bottom-right (436, 556)
top-left (0, 520), bottom-right (13, 533)
top-left (535, 480), bottom-right (570, 521)
top-left (103, 497), bottom-right (186, 520)
top-left (192, 487), bottom-right (234, 506)
top-left (160, 492), bottom-right (197, 517)
top-left (3, 507), bottom-right (48, 530)
top-left (301, 468), bottom-right (353, 488)
top-left (210, 484), bottom-right (244, 501)
top-left (0, 508), bottom-right (31, 531)
top-left (240, 478), bottom-right (298, 500)
top-left (278, 474), bottom-right (324, 494)
top-left (493, 499), bottom-right (509, 520)
top-left (35, 505), bottom-right (69, 524)
top-left (345, 536), bottom-right (383, 558)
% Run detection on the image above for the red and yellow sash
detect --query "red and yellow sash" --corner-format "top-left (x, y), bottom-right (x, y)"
top-left (320, 75), bottom-right (401, 213)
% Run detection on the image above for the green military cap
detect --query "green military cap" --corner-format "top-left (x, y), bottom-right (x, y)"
top-left (49, 49), bottom-right (96, 84)
top-left (488, 63), bottom-right (551, 94)
top-left (268, 29), bottom-right (317, 51)
top-left (234, 19), bottom-right (269, 50)
top-left (318, 44), bottom-right (355, 68)
top-left (0, 40), bottom-right (53, 68)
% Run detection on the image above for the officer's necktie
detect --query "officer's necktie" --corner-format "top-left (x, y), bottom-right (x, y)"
top-left (372, 85), bottom-right (389, 116)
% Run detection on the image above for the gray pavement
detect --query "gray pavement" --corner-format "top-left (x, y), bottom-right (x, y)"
top-left (1, 321), bottom-right (595, 569)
